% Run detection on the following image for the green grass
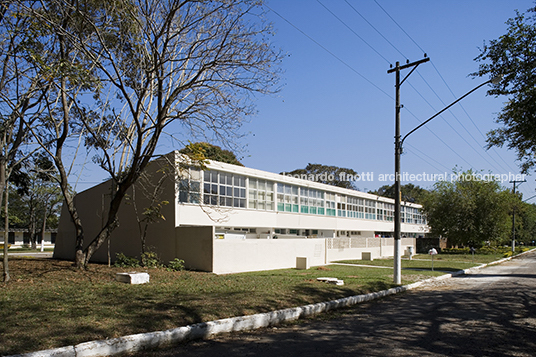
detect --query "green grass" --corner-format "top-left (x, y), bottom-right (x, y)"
top-left (336, 253), bottom-right (507, 271)
top-left (0, 252), bottom-right (521, 355)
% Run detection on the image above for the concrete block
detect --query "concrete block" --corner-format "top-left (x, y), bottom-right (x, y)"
top-left (362, 252), bottom-right (373, 261)
top-left (296, 257), bottom-right (309, 270)
top-left (317, 277), bottom-right (344, 286)
top-left (115, 272), bottom-right (150, 285)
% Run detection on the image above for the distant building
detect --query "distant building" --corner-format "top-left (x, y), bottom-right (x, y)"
top-left (1, 228), bottom-right (57, 248)
top-left (53, 152), bottom-right (429, 273)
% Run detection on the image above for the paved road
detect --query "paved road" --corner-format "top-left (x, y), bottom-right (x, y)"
top-left (132, 252), bottom-right (536, 357)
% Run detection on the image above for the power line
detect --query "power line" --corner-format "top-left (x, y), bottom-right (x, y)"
top-left (373, 0), bottom-right (533, 191)
top-left (405, 143), bottom-right (452, 172)
top-left (265, 3), bottom-right (393, 99)
top-left (343, 0), bottom-right (407, 60)
top-left (373, 0), bottom-right (426, 54)
top-left (316, 0), bottom-right (391, 64)
top-left (314, 1), bottom-right (478, 171)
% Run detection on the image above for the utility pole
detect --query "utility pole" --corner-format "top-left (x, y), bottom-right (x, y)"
top-left (387, 56), bottom-right (429, 285)
top-left (510, 179), bottom-right (526, 253)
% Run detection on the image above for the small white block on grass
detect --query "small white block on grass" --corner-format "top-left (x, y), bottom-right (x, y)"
top-left (116, 272), bottom-right (150, 284)
top-left (317, 277), bottom-right (344, 285)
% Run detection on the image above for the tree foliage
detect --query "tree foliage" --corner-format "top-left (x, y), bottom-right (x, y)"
top-left (368, 183), bottom-right (428, 203)
top-left (421, 170), bottom-right (513, 247)
top-left (179, 142), bottom-right (243, 166)
top-left (282, 163), bottom-right (359, 190)
top-left (3, 155), bottom-right (62, 249)
top-left (472, 4), bottom-right (536, 173)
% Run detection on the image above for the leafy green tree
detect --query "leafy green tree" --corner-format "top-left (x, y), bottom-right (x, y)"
top-left (369, 183), bottom-right (428, 203)
top-left (515, 202), bottom-right (536, 245)
top-left (421, 170), bottom-right (512, 247)
top-left (282, 164), bottom-right (359, 190)
top-left (3, 155), bottom-right (62, 249)
top-left (180, 142), bottom-right (243, 166)
top-left (472, 4), bottom-right (536, 173)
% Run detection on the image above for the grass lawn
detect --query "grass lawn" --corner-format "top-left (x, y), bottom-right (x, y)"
top-left (0, 253), bottom-right (513, 355)
top-left (336, 253), bottom-right (507, 272)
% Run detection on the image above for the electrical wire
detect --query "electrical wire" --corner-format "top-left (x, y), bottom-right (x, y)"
top-left (265, 3), bottom-right (393, 100)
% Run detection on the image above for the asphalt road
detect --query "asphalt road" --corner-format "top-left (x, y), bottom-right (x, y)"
top-left (132, 251), bottom-right (536, 357)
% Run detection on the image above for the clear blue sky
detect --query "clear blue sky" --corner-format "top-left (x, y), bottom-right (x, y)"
top-left (238, 0), bottom-right (536, 200)
top-left (75, 0), bottom-right (536, 201)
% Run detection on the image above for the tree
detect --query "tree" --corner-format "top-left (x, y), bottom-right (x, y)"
top-left (24, 0), bottom-right (282, 268)
top-left (5, 156), bottom-right (62, 249)
top-left (472, 4), bottom-right (536, 173)
top-left (179, 142), bottom-right (243, 166)
top-left (369, 183), bottom-right (428, 203)
top-left (0, 1), bottom-right (49, 281)
top-left (421, 170), bottom-right (512, 247)
top-left (282, 164), bottom-right (359, 190)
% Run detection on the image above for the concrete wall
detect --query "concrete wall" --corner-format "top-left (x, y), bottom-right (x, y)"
top-left (211, 238), bottom-right (326, 274)
top-left (175, 226), bottom-right (214, 272)
top-left (326, 237), bottom-right (416, 262)
top-left (54, 157), bottom-right (177, 264)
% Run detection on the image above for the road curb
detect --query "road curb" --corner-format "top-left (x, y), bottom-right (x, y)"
top-left (7, 249), bottom-right (535, 357)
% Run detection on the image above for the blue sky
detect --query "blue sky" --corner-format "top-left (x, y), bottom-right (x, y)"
top-left (74, 0), bottom-right (536, 201)
top-left (236, 0), bottom-right (536, 200)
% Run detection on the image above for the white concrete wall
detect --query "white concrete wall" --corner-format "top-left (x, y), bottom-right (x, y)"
top-left (326, 237), bottom-right (416, 261)
top-left (212, 238), bottom-right (326, 274)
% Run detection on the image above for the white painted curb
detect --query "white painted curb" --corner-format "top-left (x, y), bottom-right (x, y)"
top-left (8, 249), bottom-right (535, 357)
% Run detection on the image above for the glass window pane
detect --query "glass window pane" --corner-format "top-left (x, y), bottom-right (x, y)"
top-left (204, 183), bottom-right (211, 194)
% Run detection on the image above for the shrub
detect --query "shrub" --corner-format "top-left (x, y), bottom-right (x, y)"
top-left (166, 258), bottom-right (185, 272)
top-left (114, 253), bottom-right (140, 268)
top-left (141, 251), bottom-right (162, 268)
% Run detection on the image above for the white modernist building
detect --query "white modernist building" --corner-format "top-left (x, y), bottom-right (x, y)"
top-left (53, 151), bottom-right (429, 273)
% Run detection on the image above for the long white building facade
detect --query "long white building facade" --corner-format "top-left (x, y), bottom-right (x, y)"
top-left (54, 152), bottom-right (429, 274)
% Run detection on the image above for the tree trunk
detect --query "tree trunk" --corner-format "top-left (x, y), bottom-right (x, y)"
top-left (3, 184), bottom-right (9, 282)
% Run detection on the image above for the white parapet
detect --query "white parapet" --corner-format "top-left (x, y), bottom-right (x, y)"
top-left (115, 272), bottom-right (150, 285)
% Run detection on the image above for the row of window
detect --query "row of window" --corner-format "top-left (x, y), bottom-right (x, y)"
top-left (178, 169), bottom-right (424, 223)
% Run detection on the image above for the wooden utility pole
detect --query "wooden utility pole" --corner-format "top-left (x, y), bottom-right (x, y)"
top-left (388, 56), bottom-right (430, 284)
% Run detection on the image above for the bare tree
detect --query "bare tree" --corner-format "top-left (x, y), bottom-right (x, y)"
top-left (0, 1), bottom-right (48, 281)
top-left (24, 0), bottom-right (282, 268)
